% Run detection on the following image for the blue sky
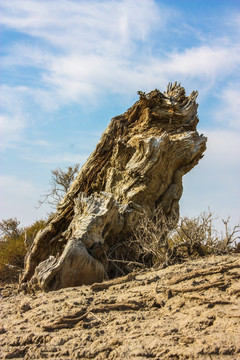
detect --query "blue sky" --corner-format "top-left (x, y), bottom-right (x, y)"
top-left (0, 0), bottom-right (239, 231)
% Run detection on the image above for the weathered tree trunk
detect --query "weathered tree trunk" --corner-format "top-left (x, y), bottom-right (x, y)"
top-left (20, 82), bottom-right (207, 292)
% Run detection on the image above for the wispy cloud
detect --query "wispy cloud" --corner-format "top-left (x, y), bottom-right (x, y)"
top-left (0, 0), bottom-right (163, 51)
top-left (1, 0), bottom-right (240, 150)
top-left (164, 45), bottom-right (240, 78)
top-left (0, 85), bottom-right (28, 150)
top-left (44, 43), bottom-right (240, 101)
top-left (214, 85), bottom-right (240, 130)
top-left (1, 0), bottom-right (239, 101)
top-left (0, 0), bottom-right (165, 103)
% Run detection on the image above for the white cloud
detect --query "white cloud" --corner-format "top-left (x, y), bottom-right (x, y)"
top-left (0, 114), bottom-right (25, 151)
top-left (165, 45), bottom-right (240, 78)
top-left (0, 0), bottom-right (162, 52)
top-left (0, 0), bottom-right (166, 108)
top-left (28, 42), bottom-right (240, 108)
top-left (1, 0), bottom-right (240, 107)
top-left (0, 85), bottom-right (56, 150)
top-left (214, 85), bottom-right (240, 130)
top-left (0, 85), bottom-right (28, 150)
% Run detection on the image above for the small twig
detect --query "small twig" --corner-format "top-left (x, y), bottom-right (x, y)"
top-left (108, 259), bottom-right (145, 268)
top-left (110, 260), bottom-right (126, 276)
top-left (88, 311), bottom-right (107, 325)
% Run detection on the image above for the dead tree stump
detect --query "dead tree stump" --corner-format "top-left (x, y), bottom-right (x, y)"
top-left (20, 82), bottom-right (207, 292)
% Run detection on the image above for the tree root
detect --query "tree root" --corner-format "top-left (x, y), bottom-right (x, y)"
top-left (90, 272), bottom-right (137, 291)
top-left (183, 294), bottom-right (232, 306)
top-left (156, 280), bottom-right (230, 295)
top-left (43, 301), bottom-right (141, 331)
top-left (168, 261), bottom-right (240, 285)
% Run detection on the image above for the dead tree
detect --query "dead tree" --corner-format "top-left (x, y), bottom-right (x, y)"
top-left (20, 83), bottom-right (207, 292)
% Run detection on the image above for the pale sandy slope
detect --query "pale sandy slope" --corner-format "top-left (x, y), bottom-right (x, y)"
top-left (1, 254), bottom-right (240, 359)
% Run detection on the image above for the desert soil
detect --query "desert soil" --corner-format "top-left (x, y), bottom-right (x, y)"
top-left (0, 254), bottom-right (240, 359)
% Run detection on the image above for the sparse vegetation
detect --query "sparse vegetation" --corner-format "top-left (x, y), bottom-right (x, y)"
top-left (0, 219), bottom-right (46, 284)
top-left (107, 208), bottom-right (240, 277)
top-left (0, 206), bottom-right (239, 285)
top-left (131, 208), bottom-right (240, 268)
top-left (0, 217), bottom-right (22, 239)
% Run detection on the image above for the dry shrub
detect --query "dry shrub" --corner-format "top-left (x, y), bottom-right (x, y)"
top-left (107, 208), bottom-right (177, 276)
top-left (130, 208), bottom-right (240, 268)
top-left (172, 212), bottom-right (240, 258)
top-left (0, 236), bottom-right (26, 283)
top-left (131, 208), bottom-right (176, 267)
top-left (0, 219), bottom-right (46, 284)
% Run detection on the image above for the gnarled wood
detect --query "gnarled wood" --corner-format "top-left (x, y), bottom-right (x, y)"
top-left (20, 82), bottom-right (207, 292)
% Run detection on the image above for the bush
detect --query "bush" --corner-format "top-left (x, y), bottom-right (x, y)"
top-left (107, 208), bottom-right (177, 276)
top-left (0, 236), bottom-right (26, 283)
top-left (0, 219), bottom-right (46, 284)
top-left (130, 208), bottom-right (240, 268)
top-left (171, 212), bottom-right (240, 259)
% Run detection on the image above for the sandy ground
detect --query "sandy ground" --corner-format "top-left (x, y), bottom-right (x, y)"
top-left (0, 254), bottom-right (240, 359)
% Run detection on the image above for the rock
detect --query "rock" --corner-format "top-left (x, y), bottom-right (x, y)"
top-left (20, 82), bottom-right (207, 292)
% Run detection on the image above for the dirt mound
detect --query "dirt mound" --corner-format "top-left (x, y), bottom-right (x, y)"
top-left (1, 254), bottom-right (240, 359)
